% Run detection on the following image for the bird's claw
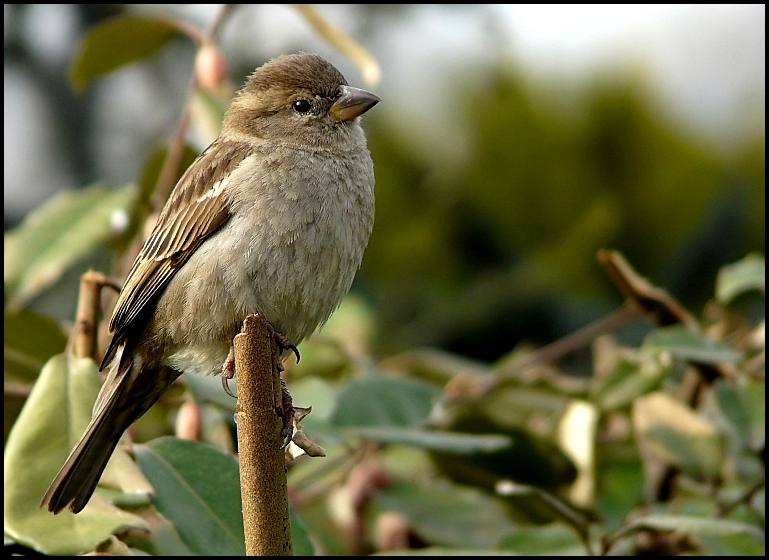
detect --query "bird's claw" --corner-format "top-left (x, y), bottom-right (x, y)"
top-left (268, 325), bottom-right (300, 364)
top-left (269, 327), bottom-right (297, 447)
top-left (221, 347), bottom-right (237, 398)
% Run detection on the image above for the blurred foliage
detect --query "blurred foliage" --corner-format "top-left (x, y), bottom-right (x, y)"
top-left (360, 64), bottom-right (764, 360)
top-left (3, 5), bottom-right (765, 556)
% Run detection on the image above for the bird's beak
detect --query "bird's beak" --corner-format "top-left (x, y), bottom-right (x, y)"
top-left (329, 86), bottom-right (380, 122)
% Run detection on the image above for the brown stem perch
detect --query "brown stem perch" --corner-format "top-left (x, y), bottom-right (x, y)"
top-left (233, 314), bottom-right (293, 556)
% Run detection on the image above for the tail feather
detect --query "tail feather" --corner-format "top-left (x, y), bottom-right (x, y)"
top-left (41, 355), bottom-right (181, 514)
top-left (41, 413), bottom-right (123, 514)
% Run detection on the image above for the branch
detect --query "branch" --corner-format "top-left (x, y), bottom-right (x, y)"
top-left (233, 314), bottom-right (293, 556)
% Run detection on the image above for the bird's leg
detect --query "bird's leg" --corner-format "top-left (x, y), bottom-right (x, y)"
top-left (277, 379), bottom-right (295, 449)
top-left (221, 345), bottom-right (237, 398)
top-left (264, 323), bottom-right (299, 447)
top-left (221, 316), bottom-right (298, 398)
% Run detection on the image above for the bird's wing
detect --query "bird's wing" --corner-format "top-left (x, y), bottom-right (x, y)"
top-left (101, 139), bottom-right (253, 369)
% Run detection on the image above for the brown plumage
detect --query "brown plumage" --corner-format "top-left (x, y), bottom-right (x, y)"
top-left (42, 53), bottom-right (379, 514)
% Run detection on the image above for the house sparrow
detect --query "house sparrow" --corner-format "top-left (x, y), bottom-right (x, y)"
top-left (42, 53), bottom-right (379, 514)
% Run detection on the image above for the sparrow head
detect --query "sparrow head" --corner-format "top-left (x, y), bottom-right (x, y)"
top-left (222, 53), bottom-right (379, 147)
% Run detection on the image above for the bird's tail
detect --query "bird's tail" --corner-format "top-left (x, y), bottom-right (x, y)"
top-left (41, 406), bottom-right (124, 514)
top-left (41, 357), bottom-right (181, 514)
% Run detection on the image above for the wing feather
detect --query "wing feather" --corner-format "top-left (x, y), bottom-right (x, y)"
top-left (101, 139), bottom-right (253, 369)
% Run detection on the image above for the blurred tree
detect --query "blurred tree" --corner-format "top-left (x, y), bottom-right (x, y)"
top-left (359, 62), bottom-right (764, 362)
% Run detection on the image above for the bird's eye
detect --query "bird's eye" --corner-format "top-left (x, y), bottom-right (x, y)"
top-left (292, 99), bottom-right (312, 113)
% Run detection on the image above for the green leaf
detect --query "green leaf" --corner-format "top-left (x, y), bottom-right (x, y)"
top-left (287, 377), bottom-right (338, 425)
top-left (3, 354), bottom-right (147, 555)
top-left (716, 253), bottom-right (765, 303)
top-left (624, 514), bottom-right (764, 550)
top-left (740, 378), bottom-right (766, 451)
top-left (374, 480), bottom-right (515, 549)
top-left (698, 531), bottom-right (766, 556)
top-left (365, 547), bottom-right (519, 556)
top-left (471, 383), bottom-right (571, 432)
top-left (344, 425), bottom-right (511, 453)
top-left (4, 309), bottom-right (67, 382)
top-left (4, 184), bottom-right (138, 308)
top-left (712, 380), bottom-right (748, 437)
top-left (330, 375), bottom-right (441, 428)
top-left (641, 325), bottom-right (743, 364)
top-left (130, 509), bottom-right (196, 556)
top-left (594, 453), bottom-right (645, 533)
top-left (182, 368), bottom-right (240, 411)
top-left (590, 339), bottom-right (669, 411)
top-left (495, 481), bottom-right (592, 542)
top-left (498, 522), bottom-right (583, 554)
top-left (68, 14), bottom-right (182, 94)
top-left (632, 392), bottom-right (726, 480)
top-left (190, 87), bottom-right (231, 145)
top-left (713, 378), bottom-right (765, 451)
top-left (289, 507), bottom-right (316, 556)
top-left (135, 438), bottom-right (246, 556)
top-left (135, 438), bottom-right (314, 555)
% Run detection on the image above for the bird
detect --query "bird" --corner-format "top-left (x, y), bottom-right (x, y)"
top-left (41, 52), bottom-right (379, 514)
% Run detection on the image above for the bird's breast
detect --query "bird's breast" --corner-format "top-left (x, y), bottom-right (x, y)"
top-left (154, 146), bottom-right (374, 376)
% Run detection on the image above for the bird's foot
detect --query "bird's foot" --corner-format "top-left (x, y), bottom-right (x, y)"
top-left (266, 323), bottom-right (300, 366)
top-left (266, 324), bottom-right (299, 448)
top-left (278, 379), bottom-right (295, 448)
top-left (220, 323), bottom-right (299, 398)
top-left (221, 345), bottom-right (237, 398)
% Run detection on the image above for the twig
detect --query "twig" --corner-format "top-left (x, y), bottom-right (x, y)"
top-left (72, 270), bottom-right (118, 360)
top-left (207, 4), bottom-right (235, 38)
top-left (508, 302), bottom-right (640, 371)
top-left (716, 475), bottom-right (765, 518)
top-left (151, 3), bottom-right (235, 208)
